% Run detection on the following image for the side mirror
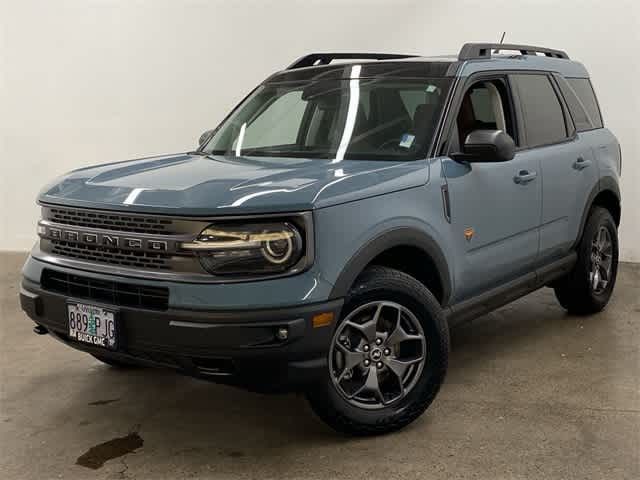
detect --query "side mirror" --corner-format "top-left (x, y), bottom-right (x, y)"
top-left (198, 129), bottom-right (215, 146)
top-left (452, 129), bottom-right (515, 163)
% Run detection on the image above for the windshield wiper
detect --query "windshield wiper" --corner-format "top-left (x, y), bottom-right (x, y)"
top-left (238, 148), bottom-right (332, 158)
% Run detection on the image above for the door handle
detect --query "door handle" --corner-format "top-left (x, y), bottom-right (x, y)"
top-left (573, 157), bottom-right (592, 170)
top-left (513, 170), bottom-right (537, 184)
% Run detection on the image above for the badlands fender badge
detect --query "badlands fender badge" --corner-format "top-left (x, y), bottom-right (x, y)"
top-left (464, 227), bottom-right (475, 242)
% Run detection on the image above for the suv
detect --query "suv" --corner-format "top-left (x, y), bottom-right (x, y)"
top-left (20, 43), bottom-right (622, 435)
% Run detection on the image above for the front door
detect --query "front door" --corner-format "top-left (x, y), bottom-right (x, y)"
top-left (442, 76), bottom-right (541, 302)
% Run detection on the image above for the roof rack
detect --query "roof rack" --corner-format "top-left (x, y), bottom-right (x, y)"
top-left (458, 43), bottom-right (569, 60)
top-left (287, 52), bottom-right (418, 70)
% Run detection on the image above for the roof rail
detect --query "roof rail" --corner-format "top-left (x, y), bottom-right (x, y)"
top-left (287, 52), bottom-right (418, 70)
top-left (458, 43), bottom-right (569, 61)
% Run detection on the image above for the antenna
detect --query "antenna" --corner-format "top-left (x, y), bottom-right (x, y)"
top-left (493, 32), bottom-right (506, 53)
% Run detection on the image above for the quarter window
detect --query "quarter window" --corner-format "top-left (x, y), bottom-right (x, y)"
top-left (511, 74), bottom-right (568, 147)
top-left (567, 78), bottom-right (603, 129)
top-left (556, 76), bottom-right (593, 131)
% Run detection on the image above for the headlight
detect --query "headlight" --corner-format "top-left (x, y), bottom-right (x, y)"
top-left (181, 220), bottom-right (308, 277)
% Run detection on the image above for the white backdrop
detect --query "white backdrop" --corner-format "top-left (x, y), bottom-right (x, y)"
top-left (1, 0), bottom-right (639, 261)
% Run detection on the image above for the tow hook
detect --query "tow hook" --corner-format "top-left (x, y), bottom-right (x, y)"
top-left (33, 325), bottom-right (48, 335)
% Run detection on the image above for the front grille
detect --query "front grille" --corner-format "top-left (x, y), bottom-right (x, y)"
top-left (47, 207), bottom-right (175, 234)
top-left (41, 269), bottom-right (169, 311)
top-left (51, 240), bottom-right (172, 270)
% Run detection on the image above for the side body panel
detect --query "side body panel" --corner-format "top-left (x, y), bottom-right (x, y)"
top-left (438, 60), bottom-right (620, 306)
top-left (570, 128), bottom-right (621, 249)
top-left (592, 128), bottom-right (622, 200)
top-left (535, 71), bottom-right (619, 262)
top-left (536, 137), bottom-right (598, 262)
top-left (440, 153), bottom-right (541, 303)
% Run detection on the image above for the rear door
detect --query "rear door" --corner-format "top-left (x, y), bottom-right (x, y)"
top-left (556, 75), bottom-right (616, 232)
top-left (509, 73), bottom-right (598, 263)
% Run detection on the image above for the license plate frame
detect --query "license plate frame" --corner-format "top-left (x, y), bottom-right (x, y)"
top-left (66, 301), bottom-right (118, 351)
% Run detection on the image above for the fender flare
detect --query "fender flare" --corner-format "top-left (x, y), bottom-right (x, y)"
top-left (573, 176), bottom-right (621, 248)
top-left (328, 227), bottom-right (452, 306)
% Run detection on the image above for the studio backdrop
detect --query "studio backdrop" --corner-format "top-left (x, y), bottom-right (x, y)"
top-left (1, 0), bottom-right (638, 261)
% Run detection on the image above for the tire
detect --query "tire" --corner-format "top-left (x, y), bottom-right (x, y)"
top-left (553, 206), bottom-right (619, 314)
top-left (91, 353), bottom-right (140, 368)
top-left (306, 266), bottom-right (449, 436)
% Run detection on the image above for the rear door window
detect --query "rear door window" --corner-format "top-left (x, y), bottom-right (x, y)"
top-left (511, 74), bottom-right (568, 147)
top-left (566, 78), bottom-right (603, 129)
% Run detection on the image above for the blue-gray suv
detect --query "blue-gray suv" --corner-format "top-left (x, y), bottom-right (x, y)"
top-left (20, 43), bottom-right (622, 435)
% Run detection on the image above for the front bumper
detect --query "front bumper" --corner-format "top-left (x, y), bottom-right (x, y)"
top-left (20, 276), bottom-right (343, 392)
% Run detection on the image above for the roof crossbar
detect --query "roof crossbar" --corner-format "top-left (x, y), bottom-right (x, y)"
top-left (458, 43), bottom-right (569, 60)
top-left (287, 52), bottom-right (418, 70)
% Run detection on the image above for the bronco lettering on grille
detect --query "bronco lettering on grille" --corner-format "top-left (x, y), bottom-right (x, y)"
top-left (42, 226), bottom-right (168, 252)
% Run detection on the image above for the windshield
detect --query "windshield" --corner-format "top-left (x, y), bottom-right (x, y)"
top-left (202, 71), bottom-right (452, 161)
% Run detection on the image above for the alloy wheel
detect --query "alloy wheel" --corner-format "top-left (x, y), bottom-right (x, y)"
top-left (329, 301), bottom-right (427, 410)
top-left (589, 226), bottom-right (613, 295)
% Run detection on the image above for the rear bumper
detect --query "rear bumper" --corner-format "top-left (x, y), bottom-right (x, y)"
top-left (20, 278), bottom-right (342, 392)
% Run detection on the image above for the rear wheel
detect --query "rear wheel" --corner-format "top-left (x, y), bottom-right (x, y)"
top-left (554, 206), bottom-right (619, 314)
top-left (306, 266), bottom-right (449, 436)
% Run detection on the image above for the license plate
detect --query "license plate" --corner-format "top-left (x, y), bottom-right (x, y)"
top-left (67, 302), bottom-right (117, 350)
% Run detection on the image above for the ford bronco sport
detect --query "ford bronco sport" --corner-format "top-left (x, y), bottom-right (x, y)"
top-left (20, 43), bottom-right (622, 435)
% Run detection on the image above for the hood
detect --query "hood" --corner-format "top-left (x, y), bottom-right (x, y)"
top-left (39, 153), bottom-right (428, 215)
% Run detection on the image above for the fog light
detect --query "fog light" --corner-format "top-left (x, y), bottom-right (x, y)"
top-left (275, 327), bottom-right (289, 341)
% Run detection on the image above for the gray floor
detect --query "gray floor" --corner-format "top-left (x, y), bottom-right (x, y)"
top-left (1, 252), bottom-right (638, 480)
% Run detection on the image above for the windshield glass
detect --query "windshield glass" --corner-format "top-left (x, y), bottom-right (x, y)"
top-left (202, 71), bottom-right (452, 161)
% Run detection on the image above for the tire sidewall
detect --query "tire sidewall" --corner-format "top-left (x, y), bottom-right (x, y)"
top-left (577, 207), bottom-right (619, 307)
top-left (309, 267), bottom-right (449, 430)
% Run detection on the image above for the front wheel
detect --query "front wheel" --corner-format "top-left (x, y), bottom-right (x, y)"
top-left (306, 266), bottom-right (449, 436)
top-left (554, 206), bottom-right (619, 314)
